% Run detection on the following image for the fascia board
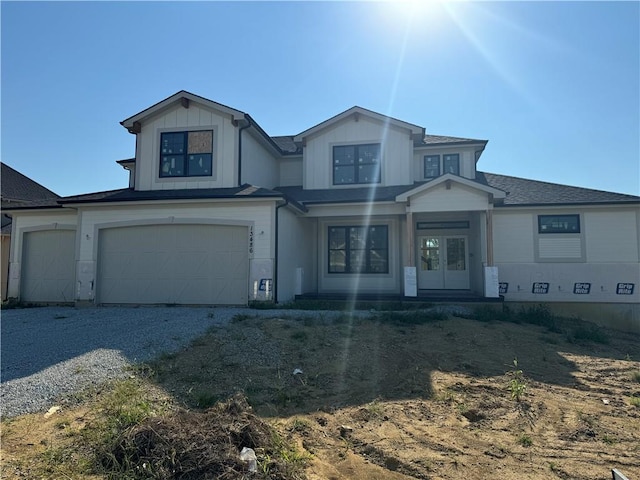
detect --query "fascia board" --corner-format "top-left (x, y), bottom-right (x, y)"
top-left (395, 174), bottom-right (507, 202)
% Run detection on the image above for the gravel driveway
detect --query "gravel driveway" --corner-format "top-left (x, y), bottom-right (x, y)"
top-left (0, 306), bottom-right (276, 418)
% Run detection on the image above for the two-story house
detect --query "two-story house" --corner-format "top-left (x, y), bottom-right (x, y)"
top-left (6, 91), bottom-right (639, 324)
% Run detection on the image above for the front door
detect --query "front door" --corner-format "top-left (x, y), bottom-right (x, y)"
top-left (418, 235), bottom-right (469, 289)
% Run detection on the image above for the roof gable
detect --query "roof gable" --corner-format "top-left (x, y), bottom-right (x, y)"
top-left (293, 106), bottom-right (424, 142)
top-left (120, 90), bottom-right (247, 133)
top-left (1, 163), bottom-right (59, 207)
top-left (395, 174), bottom-right (506, 202)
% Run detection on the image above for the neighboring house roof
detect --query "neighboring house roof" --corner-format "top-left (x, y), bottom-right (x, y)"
top-left (480, 172), bottom-right (640, 206)
top-left (1, 163), bottom-right (60, 207)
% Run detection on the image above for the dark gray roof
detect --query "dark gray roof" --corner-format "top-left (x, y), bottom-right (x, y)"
top-left (1, 163), bottom-right (60, 208)
top-left (271, 136), bottom-right (303, 155)
top-left (419, 134), bottom-right (487, 146)
top-left (480, 172), bottom-right (639, 206)
top-left (276, 184), bottom-right (424, 204)
top-left (58, 184), bottom-right (284, 205)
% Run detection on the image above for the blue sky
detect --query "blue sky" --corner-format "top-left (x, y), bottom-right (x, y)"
top-left (2, 1), bottom-right (639, 197)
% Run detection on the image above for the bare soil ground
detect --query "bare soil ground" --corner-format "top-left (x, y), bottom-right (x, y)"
top-left (2, 310), bottom-right (640, 479)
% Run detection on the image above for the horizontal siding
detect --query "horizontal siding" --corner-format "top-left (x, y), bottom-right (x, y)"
top-left (241, 132), bottom-right (279, 189)
top-left (538, 237), bottom-right (582, 258)
top-left (279, 158), bottom-right (303, 186)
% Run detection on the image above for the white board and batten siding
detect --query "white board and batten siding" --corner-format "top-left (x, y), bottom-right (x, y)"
top-left (279, 157), bottom-right (303, 187)
top-left (135, 103), bottom-right (238, 191)
top-left (241, 131), bottom-right (280, 189)
top-left (303, 116), bottom-right (414, 189)
top-left (277, 208), bottom-right (317, 302)
top-left (407, 182), bottom-right (491, 213)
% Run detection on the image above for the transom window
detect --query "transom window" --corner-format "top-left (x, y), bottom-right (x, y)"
top-left (443, 153), bottom-right (460, 175)
top-left (538, 214), bottom-right (580, 234)
top-left (424, 155), bottom-right (440, 178)
top-left (333, 144), bottom-right (381, 185)
top-left (160, 130), bottom-right (213, 177)
top-left (328, 225), bottom-right (388, 274)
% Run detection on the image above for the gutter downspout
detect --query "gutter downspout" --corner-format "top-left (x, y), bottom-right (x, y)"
top-left (274, 199), bottom-right (288, 304)
top-left (237, 115), bottom-right (251, 186)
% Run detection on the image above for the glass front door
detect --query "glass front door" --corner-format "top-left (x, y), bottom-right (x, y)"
top-left (418, 235), bottom-right (469, 289)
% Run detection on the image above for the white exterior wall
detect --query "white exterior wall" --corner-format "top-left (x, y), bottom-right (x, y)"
top-left (277, 208), bottom-right (317, 302)
top-left (73, 201), bottom-right (275, 303)
top-left (303, 117), bottom-right (413, 189)
top-left (413, 146), bottom-right (478, 182)
top-left (408, 182), bottom-right (490, 213)
top-left (279, 157), bottom-right (303, 186)
top-left (7, 210), bottom-right (79, 299)
top-left (135, 104), bottom-right (238, 190)
top-left (241, 131), bottom-right (279, 189)
top-left (493, 206), bottom-right (640, 304)
top-left (317, 215), bottom-right (402, 294)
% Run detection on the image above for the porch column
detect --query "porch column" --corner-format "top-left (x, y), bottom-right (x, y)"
top-left (486, 209), bottom-right (494, 266)
top-left (406, 210), bottom-right (415, 267)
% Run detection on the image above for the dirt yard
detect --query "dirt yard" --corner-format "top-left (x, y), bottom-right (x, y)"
top-left (2, 308), bottom-right (640, 479)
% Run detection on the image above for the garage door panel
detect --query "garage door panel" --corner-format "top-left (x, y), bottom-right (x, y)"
top-left (98, 224), bottom-right (249, 305)
top-left (22, 230), bottom-right (76, 303)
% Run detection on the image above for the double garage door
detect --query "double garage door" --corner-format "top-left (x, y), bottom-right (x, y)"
top-left (97, 224), bottom-right (249, 305)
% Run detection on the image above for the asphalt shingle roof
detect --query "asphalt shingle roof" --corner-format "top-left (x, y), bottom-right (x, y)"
top-left (1, 163), bottom-right (60, 208)
top-left (58, 185), bottom-right (284, 205)
top-left (420, 135), bottom-right (487, 146)
top-left (480, 172), bottom-right (639, 206)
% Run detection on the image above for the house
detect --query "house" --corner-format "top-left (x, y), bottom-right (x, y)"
top-left (1, 163), bottom-right (60, 300)
top-left (4, 91), bottom-right (639, 326)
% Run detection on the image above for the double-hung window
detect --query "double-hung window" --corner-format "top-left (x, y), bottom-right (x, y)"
top-left (328, 225), bottom-right (388, 274)
top-left (443, 153), bottom-right (460, 175)
top-left (424, 155), bottom-right (440, 178)
top-left (333, 143), bottom-right (381, 185)
top-left (160, 130), bottom-right (213, 177)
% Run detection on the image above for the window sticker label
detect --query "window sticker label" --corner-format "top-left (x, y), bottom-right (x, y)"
top-left (616, 283), bottom-right (635, 295)
top-left (573, 283), bottom-right (591, 294)
top-left (532, 282), bottom-right (549, 294)
top-left (259, 279), bottom-right (272, 292)
top-left (499, 282), bottom-right (509, 294)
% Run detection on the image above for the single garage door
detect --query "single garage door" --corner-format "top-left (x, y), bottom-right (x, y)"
top-left (97, 224), bottom-right (248, 305)
top-left (21, 229), bottom-right (76, 303)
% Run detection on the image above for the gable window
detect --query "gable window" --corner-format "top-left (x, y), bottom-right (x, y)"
top-left (333, 144), bottom-right (381, 185)
top-left (328, 225), bottom-right (388, 274)
top-left (538, 214), bottom-right (580, 234)
top-left (443, 153), bottom-right (460, 175)
top-left (424, 155), bottom-right (440, 178)
top-left (160, 130), bottom-right (213, 177)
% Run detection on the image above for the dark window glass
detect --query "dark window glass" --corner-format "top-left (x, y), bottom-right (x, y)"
top-left (424, 155), bottom-right (440, 178)
top-left (328, 226), bottom-right (389, 274)
top-left (160, 130), bottom-right (213, 177)
top-left (443, 153), bottom-right (460, 175)
top-left (538, 215), bottom-right (580, 234)
top-left (333, 144), bottom-right (381, 185)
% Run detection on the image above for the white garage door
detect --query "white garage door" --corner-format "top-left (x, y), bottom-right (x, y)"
top-left (97, 224), bottom-right (248, 305)
top-left (21, 229), bottom-right (76, 303)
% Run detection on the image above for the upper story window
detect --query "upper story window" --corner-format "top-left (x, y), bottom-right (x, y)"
top-left (160, 130), bottom-right (213, 178)
top-left (538, 214), bottom-right (580, 234)
top-left (443, 153), bottom-right (460, 175)
top-left (333, 143), bottom-right (381, 185)
top-left (424, 155), bottom-right (440, 178)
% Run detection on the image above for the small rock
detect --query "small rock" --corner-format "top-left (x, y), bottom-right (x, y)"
top-left (339, 425), bottom-right (353, 437)
top-left (602, 398), bottom-right (610, 405)
top-left (44, 406), bottom-right (61, 418)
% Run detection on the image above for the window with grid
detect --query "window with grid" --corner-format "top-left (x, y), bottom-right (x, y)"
top-left (328, 225), bottom-right (388, 274)
top-left (333, 144), bottom-right (381, 185)
top-left (160, 130), bottom-right (213, 177)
